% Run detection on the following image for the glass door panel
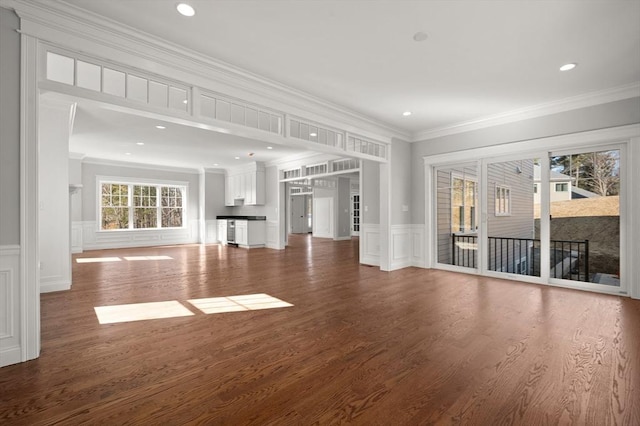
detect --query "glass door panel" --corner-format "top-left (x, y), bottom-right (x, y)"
top-left (549, 149), bottom-right (621, 286)
top-left (486, 158), bottom-right (540, 276)
top-left (436, 164), bottom-right (478, 269)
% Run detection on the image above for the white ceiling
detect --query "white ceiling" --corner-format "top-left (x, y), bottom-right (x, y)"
top-left (69, 102), bottom-right (307, 169)
top-left (56, 0), bottom-right (640, 170)
top-left (63, 0), bottom-right (640, 135)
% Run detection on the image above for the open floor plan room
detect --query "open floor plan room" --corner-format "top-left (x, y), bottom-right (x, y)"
top-left (1, 235), bottom-right (638, 425)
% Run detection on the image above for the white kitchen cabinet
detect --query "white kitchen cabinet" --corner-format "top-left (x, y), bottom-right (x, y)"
top-left (224, 162), bottom-right (265, 206)
top-left (217, 219), bottom-right (227, 243)
top-left (235, 220), bottom-right (248, 245)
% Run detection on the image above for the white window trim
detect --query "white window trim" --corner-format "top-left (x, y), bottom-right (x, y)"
top-left (495, 185), bottom-right (512, 216)
top-left (96, 176), bottom-right (188, 232)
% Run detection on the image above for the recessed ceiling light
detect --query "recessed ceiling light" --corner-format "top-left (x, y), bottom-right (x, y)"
top-left (310, 132), bottom-right (317, 137)
top-left (136, 142), bottom-right (145, 146)
top-left (234, 156), bottom-right (240, 160)
top-left (183, 99), bottom-right (188, 104)
top-left (413, 32), bottom-right (428, 42)
top-left (402, 111), bottom-right (412, 117)
top-left (213, 163), bottom-right (219, 166)
top-left (267, 146), bottom-right (273, 150)
top-left (125, 152), bottom-right (131, 155)
top-left (155, 125), bottom-right (166, 129)
top-left (176, 3), bottom-right (195, 17)
top-left (559, 63), bottom-right (577, 71)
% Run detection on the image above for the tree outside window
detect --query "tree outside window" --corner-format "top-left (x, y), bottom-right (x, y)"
top-left (100, 182), bottom-right (185, 230)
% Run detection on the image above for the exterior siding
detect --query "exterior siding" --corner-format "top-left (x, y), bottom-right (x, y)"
top-left (487, 160), bottom-right (536, 273)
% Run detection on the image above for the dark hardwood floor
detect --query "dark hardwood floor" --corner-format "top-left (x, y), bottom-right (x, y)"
top-left (1, 234), bottom-right (639, 425)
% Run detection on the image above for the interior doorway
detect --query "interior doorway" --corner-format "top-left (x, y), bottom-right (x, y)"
top-left (291, 194), bottom-right (312, 234)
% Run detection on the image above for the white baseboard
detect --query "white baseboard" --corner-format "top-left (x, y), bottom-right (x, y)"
top-left (0, 245), bottom-right (22, 367)
top-left (40, 279), bottom-right (72, 293)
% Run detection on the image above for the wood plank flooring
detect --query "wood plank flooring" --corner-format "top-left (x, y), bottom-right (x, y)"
top-left (1, 234), bottom-right (639, 425)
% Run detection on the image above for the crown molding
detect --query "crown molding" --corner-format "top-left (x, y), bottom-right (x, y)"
top-left (412, 82), bottom-right (640, 142)
top-left (68, 151), bottom-right (85, 160)
top-left (81, 157), bottom-right (200, 174)
top-left (2, 0), bottom-right (409, 142)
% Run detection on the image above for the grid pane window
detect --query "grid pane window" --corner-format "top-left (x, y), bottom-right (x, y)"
top-left (101, 184), bottom-right (129, 230)
top-left (133, 185), bottom-right (158, 228)
top-left (100, 182), bottom-right (185, 230)
top-left (161, 186), bottom-right (183, 228)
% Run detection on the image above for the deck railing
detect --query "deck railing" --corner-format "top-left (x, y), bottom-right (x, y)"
top-left (452, 234), bottom-right (589, 282)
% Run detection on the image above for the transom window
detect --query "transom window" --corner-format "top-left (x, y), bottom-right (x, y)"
top-left (100, 180), bottom-right (186, 230)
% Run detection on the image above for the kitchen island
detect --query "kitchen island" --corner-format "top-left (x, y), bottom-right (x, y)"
top-left (216, 216), bottom-right (266, 248)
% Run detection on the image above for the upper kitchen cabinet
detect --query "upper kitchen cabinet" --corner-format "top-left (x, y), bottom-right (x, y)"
top-left (225, 162), bottom-right (265, 206)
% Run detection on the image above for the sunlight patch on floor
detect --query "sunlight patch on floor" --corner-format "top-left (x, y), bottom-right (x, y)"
top-left (76, 257), bottom-right (122, 263)
top-left (123, 255), bottom-right (174, 261)
top-left (94, 301), bottom-right (194, 324)
top-left (77, 255), bottom-right (173, 263)
top-left (188, 293), bottom-right (294, 314)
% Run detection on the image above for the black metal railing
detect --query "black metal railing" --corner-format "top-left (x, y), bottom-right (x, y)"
top-left (451, 234), bottom-right (589, 282)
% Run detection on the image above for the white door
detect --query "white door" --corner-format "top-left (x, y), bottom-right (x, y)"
top-left (350, 194), bottom-right (360, 236)
top-left (291, 196), bottom-right (307, 234)
top-left (313, 197), bottom-right (334, 238)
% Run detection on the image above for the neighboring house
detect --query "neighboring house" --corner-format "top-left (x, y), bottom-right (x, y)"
top-left (533, 164), bottom-right (573, 203)
top-left (437, 160), bottom-right (535, 273)
top-left (533, 164), bottom-right (601, 203)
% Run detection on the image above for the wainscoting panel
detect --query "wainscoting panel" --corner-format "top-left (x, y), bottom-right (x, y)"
top-left (71, 221), bottom-right (83, 254)
top-left (0, 245), bottom-right (21, 367)
top-left (81, 220), bottom-right (200, 250)
top-left (205, 220), bottom-right (218, 244)
top-left (266, 221), bottom-right (280, 249)
top-left (360, 224), bottom-right (380, 266)
top-left (390, 225), bottom-right (412, 270)
top-left (411, 224), bottom-right (426, 268)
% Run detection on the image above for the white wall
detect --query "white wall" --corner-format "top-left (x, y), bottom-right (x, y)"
top-left (203, 170), bottom-right (231, 243)
top-left (79, 161), bottom-right (202, 249)
top-left (336, 177), bottom-right (351, 239)
top-left (390, 138), bottom-right (412, 225)
top-left (0, 7), bottom-right (20, 246)
top-left (0, 7), bottom-right (22, 367)
top-left (411, 98), bottom-right (640, 224)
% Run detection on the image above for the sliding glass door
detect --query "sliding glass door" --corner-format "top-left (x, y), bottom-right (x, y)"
top-left (430, 141), bottom-right (627, 295)
top-left (548, 147), bottom-right (622, 288)
top-left (485, 157), bottom-right (541, 277)
top-left (435, 163), bottom-right (479, 270)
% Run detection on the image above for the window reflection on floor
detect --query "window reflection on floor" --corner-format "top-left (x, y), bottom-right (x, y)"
top-left (188, 294), bottom-right (294, 314)
top-left (94, 294), bottom-right (293, 324)
top-left (76, 255), bottom-right (173, 263)
top-left (94, 300), bottom-right (194, 324)
top-left (76, 257), bottom-right (122, 263)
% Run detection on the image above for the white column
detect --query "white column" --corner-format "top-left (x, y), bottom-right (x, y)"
top-left (38, 97), bottom-right (75, 293)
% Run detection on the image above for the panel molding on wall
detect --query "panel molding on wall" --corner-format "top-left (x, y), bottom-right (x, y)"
top-left (266, 220), bottom-right (280, 249)
top-left (0, 245), bottom-right (21, 367)
top-left (385, 224), bottom-right (426, 271)
top-left (360, 223), bottom-right (380, 266)
top-left (71, 221), bottom-right (83, 253)
top-left (81, 220), bottom-right (200, 250)
top-left (205, 220), bottom-right (217, 244)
